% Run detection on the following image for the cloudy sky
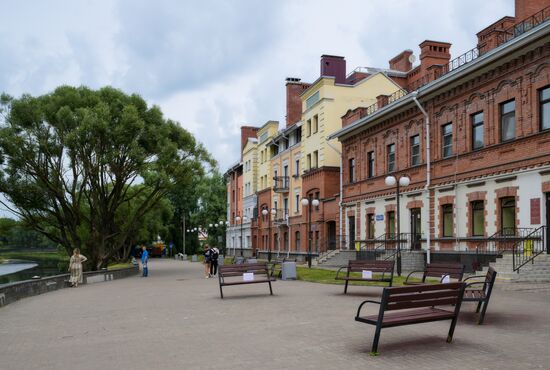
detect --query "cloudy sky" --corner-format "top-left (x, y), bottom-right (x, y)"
top-left (1, 0), bottom-right (514, 171)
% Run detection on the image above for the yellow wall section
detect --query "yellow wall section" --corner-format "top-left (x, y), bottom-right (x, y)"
top-left (256, 121), bottom-right (279, 191)
top-left (300, 73), bottom-right (401, 170)
top-left (242, 139), bottom-right (258, 198)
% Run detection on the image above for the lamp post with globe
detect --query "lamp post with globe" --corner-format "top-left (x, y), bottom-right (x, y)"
top-left (262, 207), bottom-right (277, 262)
top-left (384, 174), bottom-right (410, 277)
top-left (301, 197), bottom-right (320, 268)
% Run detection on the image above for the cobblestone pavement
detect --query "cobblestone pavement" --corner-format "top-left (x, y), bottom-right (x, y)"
top-left (1, 259), bottom-right (549, 370)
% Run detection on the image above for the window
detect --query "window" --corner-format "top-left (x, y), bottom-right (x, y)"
top-left (305, 91), bottom-right (320, 109)
top-left (410, 135), bottom-right (420, 166)
top-left (307, 119), bottom-right (312, 136)
top-left (367, 151), bottom-right (375, 178)
top-left (387, 144), bottom-right (395, 173)
top-left (296, 127), bottom-right (302, 143)
top-left (295, 231), bottom-right (301, 251)
top-left (367, 214), bottom-right (375, 239)
top-left (313, 150), bottom-right (318, 168)
top-left (313, 115), bottom-right (318, 133)
top-left (295, 159), bottom-right (300, 176)
top-left (472, 112), bottom-right (484, 150)
top-left (442, 123), bottom-right (453, 158)
top-left (471, 201), bottom-right (484, 236)
top-left (501, 197), bottom-right (516, 234)
top-left (307, 154), bottom-right (311, 170)
top-left (540, 86), bottom-right (550, 131)
top-left (387, 211), bottom-right (395, 236)
top-left (500, 100), bottom-right (515, 142)
top-left (442, 204), bottom-right (453, 237)
top-left (349, 158), bottom-right (355, 183)
top-left (295, 194), bottom-right (300, 212)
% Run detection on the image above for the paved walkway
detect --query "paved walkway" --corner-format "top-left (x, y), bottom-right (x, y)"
top-left (1, 259), bottom-right (550, 370)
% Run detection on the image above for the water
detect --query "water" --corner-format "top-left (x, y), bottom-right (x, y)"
top-left (0, 259), bottom-right (69, 286)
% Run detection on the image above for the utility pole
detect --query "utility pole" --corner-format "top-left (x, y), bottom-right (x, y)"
top-left (182, 214), bottom-right (186, 258)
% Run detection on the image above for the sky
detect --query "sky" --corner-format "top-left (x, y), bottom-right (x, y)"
top-left (1, 0), bottom-right (514, 173)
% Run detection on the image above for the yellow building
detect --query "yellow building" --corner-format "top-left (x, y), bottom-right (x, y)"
top-left (301, 56), bottom-right (404, 171)
top-left (242, 137), bottom-right (258, 221)
top-left (256, 120), bottom-right (279, 191)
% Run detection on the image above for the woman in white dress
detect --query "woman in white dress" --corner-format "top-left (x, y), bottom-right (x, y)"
top-left (68, 248), bottom-right (88, 287)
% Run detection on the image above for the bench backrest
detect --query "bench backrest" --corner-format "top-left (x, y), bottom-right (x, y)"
top-left (381, 282), bottom-right (465, 311)
top-left (424, 263), bottom-right (465, 281)
top-left (219, 263), bottom-right (270, 278)
top-left (481, 266), bottom-right (497, 296)
top-left (348, 260), bottom-right (394, 273)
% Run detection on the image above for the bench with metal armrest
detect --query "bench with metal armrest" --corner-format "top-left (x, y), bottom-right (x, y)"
top-left (218, 262), bottom-right (276, 299)
top-left (462, 267), bottom-right (497, 324)
top-left (404, 262), bottom-right (465, 285)
top-left (335, 260), bottom-right (394, 294)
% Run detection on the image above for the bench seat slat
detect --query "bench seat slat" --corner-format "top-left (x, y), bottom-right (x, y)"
top-left (356, 307), bottom-right (455, 327)
top-left (221, 278), bottom-right (275, 286)
top-left (387, 297), bottom-right (458, 310)
top-left (463, 290), bottom-right (486, 300)
top-left (387, 290), bottom-right (464, 303)
top-left (336, 277), bottom-right (392, 282)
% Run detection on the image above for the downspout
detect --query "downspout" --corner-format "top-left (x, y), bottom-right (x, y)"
top-left (411, 92), bottom-right (431, 264)
top-left (327, 140), bottom-right (343, 251)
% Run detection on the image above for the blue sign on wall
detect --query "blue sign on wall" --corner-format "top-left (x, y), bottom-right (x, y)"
top-left (375, 214), bottom-right (384, 221)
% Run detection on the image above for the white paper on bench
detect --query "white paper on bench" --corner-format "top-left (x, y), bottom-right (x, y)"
top-left (362, 270), bottom-right (373, 279)
top-left (243, 272), bottom-right (254, 281)
top-left (441, 274), bottom-right (450, 284)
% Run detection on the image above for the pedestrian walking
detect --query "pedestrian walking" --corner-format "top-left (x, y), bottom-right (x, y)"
top-left (203, 244), bottom-right (212, 278)
top-left (141, 245), bottom-right (149, 277)
top-left (68, 248), bottom-right (87, 287)
top-left (210, 247), bottom-right (219, 276)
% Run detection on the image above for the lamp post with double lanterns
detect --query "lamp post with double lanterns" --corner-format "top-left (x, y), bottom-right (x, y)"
top-left (301, 197), bottom-right (320, 268)
top-left (384, 174), bottom-right (410, 277)
top-left (262, 207), bottom-right (277, 262)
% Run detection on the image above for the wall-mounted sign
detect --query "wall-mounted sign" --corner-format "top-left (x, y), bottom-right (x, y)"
top-left (375, 214), bottom-right (384, 221)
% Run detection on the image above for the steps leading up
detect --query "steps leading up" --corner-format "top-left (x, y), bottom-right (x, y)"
top-left (481, 253), bottom-right (550, 283)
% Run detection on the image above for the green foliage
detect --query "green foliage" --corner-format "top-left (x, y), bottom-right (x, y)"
top-left (0, 217), bottom-right (58, 249)
top-left (0, 86), bottom-right (214, 268)
top-left (296, 267), bottom-right (426, 286)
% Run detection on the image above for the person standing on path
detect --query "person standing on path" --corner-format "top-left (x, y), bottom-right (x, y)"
top-left (141, 245), bottom-right (149, 277)
top-left (68, 248), bottom-right (87, 287)
top-left (210, 247), bottom-right (219, 276)
top-left (203, 244), bottom-right (212, 278)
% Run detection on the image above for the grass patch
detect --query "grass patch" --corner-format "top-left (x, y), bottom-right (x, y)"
top-left (107, 262), bottom-right (134, 270)
top-left (0, 251), bottom-right (69, 262)
top-left (296, 267), bottom-right (431, 286)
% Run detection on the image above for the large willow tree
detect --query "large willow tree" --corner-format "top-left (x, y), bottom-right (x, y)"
top-left (0, 86), bottom-right (213, 268)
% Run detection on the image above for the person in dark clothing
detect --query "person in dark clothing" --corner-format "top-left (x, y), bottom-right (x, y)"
top-left (203, 244), bottom-right (212, 278)
top-left (210, 247), bottom-right (219, 276)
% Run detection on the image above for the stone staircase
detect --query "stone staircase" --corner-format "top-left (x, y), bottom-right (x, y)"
top-left (317, 250), bottom-right (356, 267)
top-left (481, 253), bottom-right (550, 283)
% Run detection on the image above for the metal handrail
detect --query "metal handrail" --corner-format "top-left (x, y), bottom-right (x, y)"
top-left (513, 226), bottom-right (546, 272)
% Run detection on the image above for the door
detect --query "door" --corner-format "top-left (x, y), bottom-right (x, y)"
top-left (410, 208), bottom-right (421, 250)
top-left (327, 221), bottom-right (336, 250)
top-left (348, 216), bottom-right (356, 249)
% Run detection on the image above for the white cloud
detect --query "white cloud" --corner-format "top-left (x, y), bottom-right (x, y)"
top-left (0, 0), bottom-right (516, 172)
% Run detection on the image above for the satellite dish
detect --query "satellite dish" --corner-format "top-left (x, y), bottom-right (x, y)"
top-left (408, 54), bottom-right (416, 64)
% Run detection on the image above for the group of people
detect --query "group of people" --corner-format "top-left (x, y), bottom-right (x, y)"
top-left (203, 244), bottom-right (220, 278)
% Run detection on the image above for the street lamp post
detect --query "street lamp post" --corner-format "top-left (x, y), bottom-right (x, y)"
top-left (235, 216), bottom-right (247, 257)
top-left (384, 175), bottom-right (410, 277)
top-left (301, 197), bottom-right (320, 268)
top-left (262, 208), bottom-right (277, 262)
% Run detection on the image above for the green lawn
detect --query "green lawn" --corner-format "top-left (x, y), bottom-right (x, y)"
top-left (0, 251), bottom-right (69, 262)
top-left (296, 266), bottom-right (433, 286)
top-left (107, 262), bottom-right (134, 270)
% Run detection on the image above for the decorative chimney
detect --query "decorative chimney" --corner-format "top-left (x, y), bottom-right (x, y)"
top-left (240, 126), bottom-right (259, 159)
top-left (320, 55), bottom-right (346, 84)
top-left (285, 77), bottom-right (310, 127)
top-left (419, 40), bottom-right (451, 82)
top-left (389, 50), bottom-right (413, 72)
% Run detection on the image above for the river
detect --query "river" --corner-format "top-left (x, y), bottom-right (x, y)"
top-left (0, 258), bottom-right (69, 286)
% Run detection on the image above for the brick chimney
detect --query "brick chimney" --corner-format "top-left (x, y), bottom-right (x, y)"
top-left (419, 40), bottom-right (451, 82)
top-left (389, 50), bottom-right (413, 72)
top-left (285, 77), bottom-right (310, 127)
top-left (476, 16), bottom-right (516, 55)
top-left (240, 126), bottom-right (259, 159)
top-left (320, 55), bottom-right (346, 84)
top-left (515, 0), bottom-right (549, 21)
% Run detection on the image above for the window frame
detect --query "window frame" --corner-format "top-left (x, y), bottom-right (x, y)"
top-left (387, 143), bottom-right (395, 173)
top-left (442, 204), bottom-right (453, 237)
top-left (410, 135), bottom-right (420, 166)
top-left (442, 123), bottom-right (453, 158)
top-left (348, 157), bottom-right (355, 183)
top-left (500, 99), bottom-right (516, 142)
top-left (367, 151), bottom-right (375, 178)
top-left (471, 200), bottom-right (485, 237)
top-left (471, 111), bottom-right (484, 150)
top-left (540, 86), bottom-right (550, 132)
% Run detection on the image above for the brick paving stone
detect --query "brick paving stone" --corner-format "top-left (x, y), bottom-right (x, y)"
top-left (1, 259), bottom-right (549, 370)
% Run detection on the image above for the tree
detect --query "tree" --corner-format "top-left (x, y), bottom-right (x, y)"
top-left (0, 86), bottom-right (213, 268)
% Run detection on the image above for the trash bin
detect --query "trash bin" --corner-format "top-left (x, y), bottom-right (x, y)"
top-left (281, 262), bottom-right (297, 280)
top-left (235, 256), bottom-right (245, 264)
top-left (218, 255), bottom-right (224, 266)
top-left (191, 255), bottom-right (198, 262)
top-left (247, 258), bottom-right (258, 264)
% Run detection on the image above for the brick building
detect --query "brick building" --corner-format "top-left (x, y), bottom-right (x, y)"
top-left (329, 1), bottom-right (550, 264)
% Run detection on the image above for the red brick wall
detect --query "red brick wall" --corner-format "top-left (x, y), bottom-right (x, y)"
top-left (240, 126), bottom-right (259, 159)
top-left (515, 0), bottom-right (550, 21)
top-left (286, 80), bottom-right (310, 127)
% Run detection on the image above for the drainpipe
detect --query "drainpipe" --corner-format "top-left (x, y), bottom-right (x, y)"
top-left (411, 91), bottom-right (431, 264)
top-left (327, 141), bottom-right (343, 251)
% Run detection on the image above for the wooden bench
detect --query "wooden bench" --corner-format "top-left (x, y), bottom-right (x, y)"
top-left (404, 262), bottom-right (465, 285)
top-left (218, 262), bottom-right (275, 299)
top-left (335, 260), bottom-right (394, 294)
top-left (355, 282), bottom-right (466, 355)
top-left (462, 267), bottom-right (497, 324)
